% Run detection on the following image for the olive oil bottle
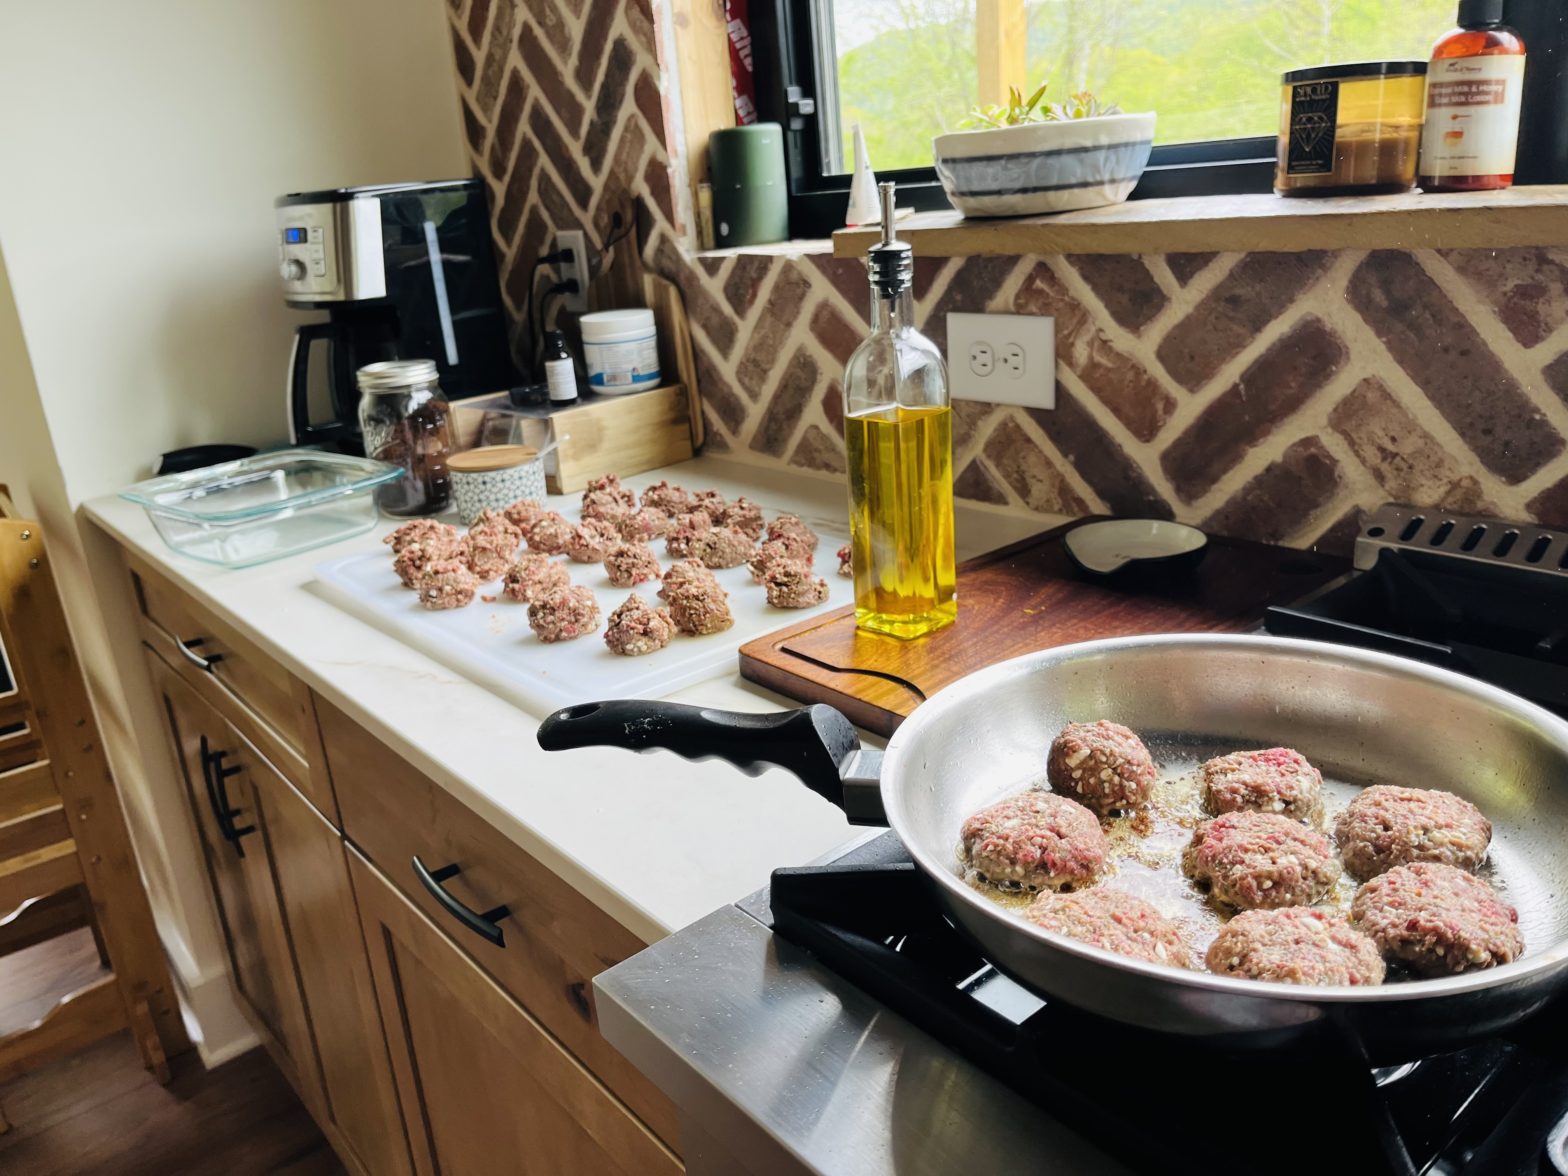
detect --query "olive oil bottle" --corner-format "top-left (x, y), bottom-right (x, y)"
top-left (842, 183), bottom-right (956, 639)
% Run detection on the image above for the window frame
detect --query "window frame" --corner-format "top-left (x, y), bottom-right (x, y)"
top-left (753, 0), bottom-right (1278, 240)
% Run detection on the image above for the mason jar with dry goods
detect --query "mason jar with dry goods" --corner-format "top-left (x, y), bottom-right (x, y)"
top-left (356, 359), bottom-right (455, 517)
top-left (1276, 61), bottom-right (1428, 196)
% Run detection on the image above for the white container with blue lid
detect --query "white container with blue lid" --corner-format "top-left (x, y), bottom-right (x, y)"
top-left (580, 308), bottom-right (660, 394)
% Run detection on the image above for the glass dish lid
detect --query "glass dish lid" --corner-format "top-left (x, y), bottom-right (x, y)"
top-left (119, 448), bottom-right (403, 523)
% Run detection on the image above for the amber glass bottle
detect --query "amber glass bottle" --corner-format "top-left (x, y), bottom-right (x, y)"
top-left (1419, 0), bottom-right (1527, 192)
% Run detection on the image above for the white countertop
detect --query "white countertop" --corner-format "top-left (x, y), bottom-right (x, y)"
top-left (85, 456), bottom-right (1053, 944)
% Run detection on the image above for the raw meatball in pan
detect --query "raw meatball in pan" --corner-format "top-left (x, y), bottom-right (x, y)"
top-left (959, 791), bottom-right (1107, 892)
top-left (1350, 862), bottom-right (1522, 977)
top-left (1206, 908), bottom-right (1384, 986)
top-left (1046, 720), bottom-right (1157, 814)
top-left (1026, 889), bottom-right (1192, 969)
top-left (1335, 785), bottom-right (1492, 881)
top-left (1199, 748), bottom-right (1323, 824)
top-left (1182, 811), bottom-right (1341, 910)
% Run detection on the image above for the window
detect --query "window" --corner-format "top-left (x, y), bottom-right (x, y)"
top-left (756, 0), bottom-right (1456, 236)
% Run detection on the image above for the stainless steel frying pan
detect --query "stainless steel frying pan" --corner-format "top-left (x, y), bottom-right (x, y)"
top-left (538, 634), bottom-right (1568, 1061)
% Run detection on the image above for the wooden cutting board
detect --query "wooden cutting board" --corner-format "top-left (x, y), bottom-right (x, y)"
top-left (738, 521), bottom-right (1347, 736)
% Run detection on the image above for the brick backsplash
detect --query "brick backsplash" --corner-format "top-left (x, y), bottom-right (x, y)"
top-left (446, 0), bottom-right (1568, 553)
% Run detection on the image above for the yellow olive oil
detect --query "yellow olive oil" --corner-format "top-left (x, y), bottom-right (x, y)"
top-left (845, 403), bottom-right (957, 638)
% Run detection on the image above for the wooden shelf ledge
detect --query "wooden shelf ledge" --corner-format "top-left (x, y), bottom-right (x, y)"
top-left (831, 186), bottom-right (1568, 258)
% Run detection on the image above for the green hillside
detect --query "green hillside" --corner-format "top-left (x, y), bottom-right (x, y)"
top-left (837, 0), bottom-right (1455, 170)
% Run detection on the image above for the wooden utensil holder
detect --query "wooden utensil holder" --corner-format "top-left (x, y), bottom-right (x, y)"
top-left (451, 203), bottom-right (703, 493)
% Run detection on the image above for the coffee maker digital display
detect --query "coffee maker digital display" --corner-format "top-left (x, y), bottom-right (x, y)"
top-left (276, 179), bottom-right (517, 453)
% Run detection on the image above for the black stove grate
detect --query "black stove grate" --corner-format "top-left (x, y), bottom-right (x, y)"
top-left (763, 833), bottom-right (1568, 1176)
top-left (1265, 549), bottom-right (1568, 716)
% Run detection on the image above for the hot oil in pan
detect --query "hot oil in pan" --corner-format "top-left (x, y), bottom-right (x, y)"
top-left (962, 733), bottom-right (1512, 973)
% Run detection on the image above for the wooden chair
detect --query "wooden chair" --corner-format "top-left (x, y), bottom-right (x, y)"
top-left (0, 488), bottom-right (188, 1130)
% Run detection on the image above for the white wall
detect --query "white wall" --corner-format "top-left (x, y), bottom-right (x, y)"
top-left (0, 0), bottom-right (467, 1060)
top-left (0, 0), bottom-right (468, 500)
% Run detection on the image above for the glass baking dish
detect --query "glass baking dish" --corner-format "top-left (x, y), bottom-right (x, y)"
top-left (119, 449), bottom-right (403, 568)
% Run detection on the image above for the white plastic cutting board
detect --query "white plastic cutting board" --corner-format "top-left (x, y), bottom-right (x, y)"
top-left (313, 514), bottom-right (851, 718)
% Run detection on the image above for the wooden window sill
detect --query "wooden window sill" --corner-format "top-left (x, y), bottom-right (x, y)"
top-left (830, 186), bottom-right (1568, 258)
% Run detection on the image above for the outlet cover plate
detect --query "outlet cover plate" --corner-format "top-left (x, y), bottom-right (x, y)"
top-left (946, 312), bottom-right (1055, 409)
top-left (554, 229), bottom-right (590, 313)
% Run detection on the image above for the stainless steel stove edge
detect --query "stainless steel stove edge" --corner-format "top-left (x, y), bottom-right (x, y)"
top-left (594, 904), bottom-right (1129, 1176)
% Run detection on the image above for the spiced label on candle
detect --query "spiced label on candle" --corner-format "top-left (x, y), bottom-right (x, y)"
top-left (1420, 56), bottom-right (1526, 178)
top-left (1287, 80), bottom-right (1340, 176)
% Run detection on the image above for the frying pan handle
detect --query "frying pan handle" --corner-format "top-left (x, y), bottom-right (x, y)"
top-left (537, 700), bottom-right (886, 824)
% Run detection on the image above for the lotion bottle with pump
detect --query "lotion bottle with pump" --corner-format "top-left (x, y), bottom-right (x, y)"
top-left (1419, 0), bottom-right (1527, 191)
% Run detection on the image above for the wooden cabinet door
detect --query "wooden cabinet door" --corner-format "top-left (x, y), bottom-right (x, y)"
top-left (262, 753), bottom-right (412, 1176)
top-left (347, 847), bottom-right (682, 1176)
top-left (151, 656), bottom-right (315, 1079)
top-left (152, 653), bottom-right (411, 1175)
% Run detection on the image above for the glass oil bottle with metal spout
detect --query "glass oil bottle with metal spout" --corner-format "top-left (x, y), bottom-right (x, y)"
top-left (842, 182), bottom-right (956, 639)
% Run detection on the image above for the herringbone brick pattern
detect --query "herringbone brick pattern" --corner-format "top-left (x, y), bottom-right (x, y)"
top-left (448, 0), bottom-right (1568, 553)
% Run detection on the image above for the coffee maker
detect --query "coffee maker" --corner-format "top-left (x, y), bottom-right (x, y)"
top-left (276, 179), bottom-right (517, 452)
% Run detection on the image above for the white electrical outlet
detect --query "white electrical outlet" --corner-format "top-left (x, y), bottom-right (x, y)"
top-left (554, 229), bottom-right (589, 313)
top-left (946, 312), bottom-right (1055, 408)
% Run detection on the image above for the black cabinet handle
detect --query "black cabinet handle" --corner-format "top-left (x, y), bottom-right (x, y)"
top-left (199, 735), bottom-right (254, 857)
top-left (412, 857), bottom-right (510, 947)
top-left (198, 734), bottom-right (226, 838)
top-left (178, 637), bottom-right (224, 673)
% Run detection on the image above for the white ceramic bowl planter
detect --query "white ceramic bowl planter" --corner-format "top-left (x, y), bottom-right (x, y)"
top-left (932, 111), bottom-right (1157, 218)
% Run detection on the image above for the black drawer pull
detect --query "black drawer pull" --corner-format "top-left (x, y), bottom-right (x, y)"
top-left (412, 857), bottom-right (510, 947)
top-left (179, 637), bottom-right (224, 673)
top-left (199, 735), bottom-right (254, 857)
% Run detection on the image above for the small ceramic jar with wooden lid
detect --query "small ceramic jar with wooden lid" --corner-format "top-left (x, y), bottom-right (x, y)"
top-left (447, 445), bottom-right (547, 525)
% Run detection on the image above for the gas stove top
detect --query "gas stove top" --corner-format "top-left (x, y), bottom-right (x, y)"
top-left (759, 832), bottom-right (1568, 1176)
top-left (1265, 505), bottom-right (1568, 718)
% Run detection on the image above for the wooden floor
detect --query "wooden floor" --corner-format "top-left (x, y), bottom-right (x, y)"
top-left (0, 935), bottom-right (343, 1176)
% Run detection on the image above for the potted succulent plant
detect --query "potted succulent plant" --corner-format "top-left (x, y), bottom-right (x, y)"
top-left (933, 82), bottom-right (1156, 218)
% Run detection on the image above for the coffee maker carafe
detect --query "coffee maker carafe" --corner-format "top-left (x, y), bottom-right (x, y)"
top-left (276, 179), bottom-right (517, 453)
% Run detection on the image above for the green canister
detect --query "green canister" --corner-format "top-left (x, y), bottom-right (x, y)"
top-left (708, 123), bottom-right (789, 247)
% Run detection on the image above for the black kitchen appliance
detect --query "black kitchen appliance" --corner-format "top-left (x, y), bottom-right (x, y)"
top-left (276, 179), bottom-right (517, 453)
top-left (1265, 503), bottom-right (1568, 715)
top-left (762, 832), bottom-right (1568, 1176)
